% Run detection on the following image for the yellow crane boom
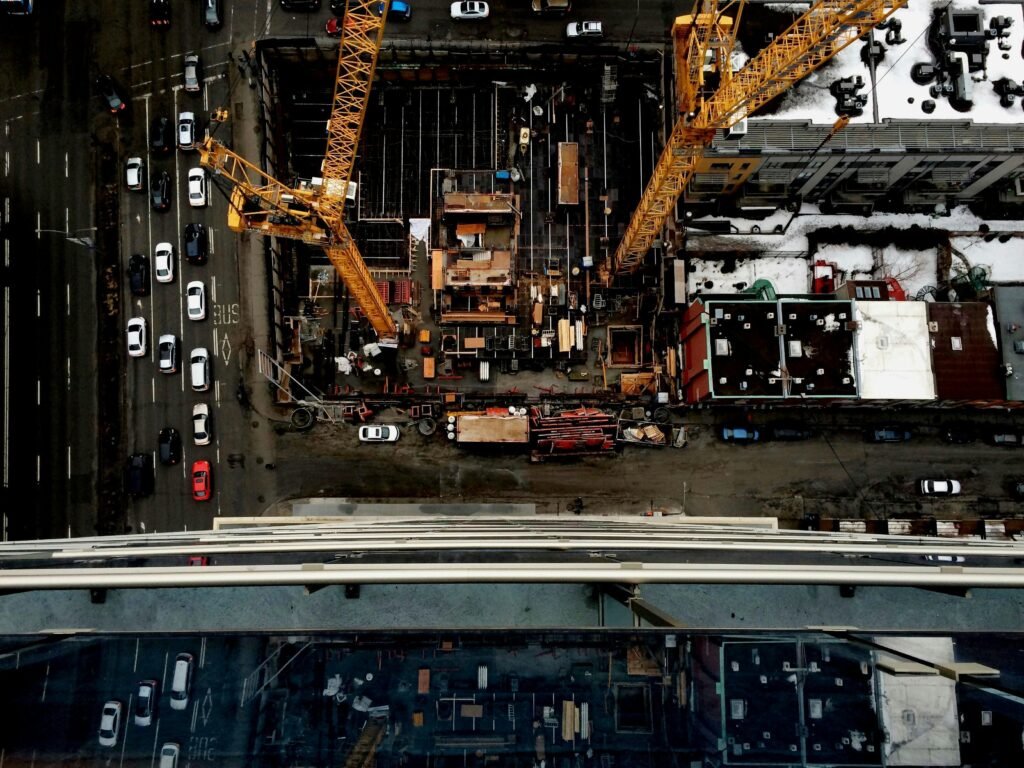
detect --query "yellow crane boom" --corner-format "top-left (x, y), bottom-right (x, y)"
top-left (611, 0), bottom-right (909, 277)
top-left (199, 0), bottom-right (396, 339)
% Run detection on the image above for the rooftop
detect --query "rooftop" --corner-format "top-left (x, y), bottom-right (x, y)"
top-left (854, 300), bottom-right (936, 400)
top-left (926, 302), bottom-right (1004, 401)
top-left (991, 285), bottom-right (1024, 401)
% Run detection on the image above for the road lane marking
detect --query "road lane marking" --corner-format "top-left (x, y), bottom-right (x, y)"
top-left (35, 211), bottom-right (39, 239)
top-left (35, 139), bottom-right (39, 165)
top-left (3, 150), bottom-right (8, 177)
top-left (210, 275), bottom-right (217, 303)
top-left (151, 377), bottom-right (156, 405)
top-left (64, 152), bottom-right (68, 178)
top-left (36, 378), bottom-right (40, 406)
top-left (36, 289), bottom-right (40, 317)
top-left (66, 283), bottom-right (70, 317)
top-left (66, 356), bottom-right (70, 391)
top-left (41, 664), bottom-right (49, 701)
top-left (36, 455), bottom-right (39, 483)
top-left (133, 638), bottom-right (140, 672)
top-left (66, 445), bottom-right (70, 480)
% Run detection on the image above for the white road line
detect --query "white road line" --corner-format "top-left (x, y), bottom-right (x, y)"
top-left (208, 226), bottom-right (215, 255)
top-left (64, 152), bottom-right (68, 178)
top-left (151, 376), bottom-right (156, 405)
top-left (66, 355), bottom-right (70, 391)
top-left (66, 283), bottom-right (70, 316)
top-left (214, 379), bottom-right (221, 403)
top-left (40, 664), bottom-right (48, 701)
top-left (128, 60), bottom-right (154, 70)
top-left (35, 139), bottom-right (39, 165)
top-left (36, 289), bottom-right (40, 317)
top-left (36, 378), bottom-right (40, 406)
top-left (66, 445), bottom-right (70, 479)
top-left (35, 455), bottom-right (39, 483)
top-left (211, 275), bottom-right (217, 303)
top-left (133, 638), bottom-right (140, 673)
top-left (35, 211), bottom-right (39, 239)
top-left (3, 150), bottom-right (8, 177)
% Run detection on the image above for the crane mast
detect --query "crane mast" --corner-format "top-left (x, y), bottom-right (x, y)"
top-left (199, 0), bottom-right (396, 339)
top-left (609, 0), bottom-right (909, 278)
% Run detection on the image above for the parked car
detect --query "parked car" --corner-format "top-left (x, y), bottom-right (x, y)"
top-left (720, 426), bottom-right (760, 444)
top-left (134, 680), bottom-right (158, 726)
top-left (987, 430), bottom-right (1022, 447)
top-left (154, 242), bottom-right (175, 283)
top-left (178, 111), bottom-right (196, 150)
top-left (325, 16), bottom-right (344, 36)
top-left (1012, 480), bottom-right (1024, 501)
top-left (186, 281), bottom-right (206, 321)
top-left (158, 427), bottom-right (182, 466)
top-left (359, 425), bottom-right (400, 442)
top-left (184, 223), bottom-right (208, 264)
top-left (150, 116), bottom-right (172, 154)
top-left (919, 479), bottom-right (962, 496)
top-left (192, 403), bottom-right (211, 446)
top-left (98, 700), bottom-right (123, 746)
top-left (158, 334), bottom-right (178, 374)
top-left (925, 554), bottom-right (965, 563)
top-left (374, 0), bottom-right (411, 20)
top-left (280, 0), bottom-right (321, 10)
top-left (450, 1), bottom-right (488, 19)
top-left (942, 423), bottom-right (975, 444)
top-left (867, 427), bottom-right (911, 443)
top-left (183, 54), bottom-right (201, 93)
top-left (191, 461), bottom-right (212, 501)
top-left (149, 0), bottom-right (170, 26)
top-left (125, 453), bottom-right (154, 497)
top-left (96, 75), bottom-right (127, 114)
top-left (566, 20), bottom-right (602, 38)
top-left (128, 254), bottom-right (150, 296)
top-left (126, 317), bottom-right (147, 358)
top-left (187, 168), bottom-right (207, 207)
top-left (1015, 340), bottom-right (1024, 354)
top-left (768, 424), bottom-right (814, 441)
top-left (150, 170), bottom-right (172, 212)
top-left (202, 0), bottom-right (223, 29)
top-left (126, 157), bottom-right (144, 190)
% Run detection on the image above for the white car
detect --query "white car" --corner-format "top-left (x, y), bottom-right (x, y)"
top-left (183, 53), bottom-right (201, 93)
top-left (186, 280), bottom-right (206, 321)
top-left (178, 111), bottom-right (196, 149)
top-left (125, 156), bottom-right (144, 190)
top-left (566, 20), bottom-right (602, 38)
top-left (920, 479), bottom-right (962, 496)
top-left (192, 403), bottom-right (211, 445)
top-left (450, 1), bottom-right (488, 19)
top-left (187, 168), bottom-right (207, 207)
top-left (126, 317), bottom-right (147, 358)
top-left (358, 424), bottom-right (400, 442)
top-left (154, 242), bottom-right (175, 283)
top-left (98, 700), bottom-right (122, 747)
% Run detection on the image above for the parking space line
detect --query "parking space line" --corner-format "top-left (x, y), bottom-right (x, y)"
top-left (66, 444), bottom-right (70, 480)
top-left (210, 275), bottom-right (216, 304)
top-left (40, 664), bottom-right (48, 702)
top-left (66, 283), bottom-right (70, 317)
top-left (35, 139), bottom-right (39, 165)
top-left (64, 151), bottom-right (68, 178)
top-left (133, 638), bottom-right (140, 673)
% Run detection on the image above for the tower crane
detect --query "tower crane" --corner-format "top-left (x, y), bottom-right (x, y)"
top-left (198, 0), bottom-right (397, 340)
top-left (607, 0), bottom-right (909, 280)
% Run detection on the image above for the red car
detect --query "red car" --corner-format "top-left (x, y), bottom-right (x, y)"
top-left (191, 460), bottom-right (212, 501)
top-left (325, 16), bottom-right (344, 36)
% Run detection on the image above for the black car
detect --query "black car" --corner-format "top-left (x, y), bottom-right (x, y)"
top-left (184, 223), bottom-right (208, 264)
top-left (202, 0), bottom-right (223, 28)
top-left (1013, 481), bottom-right (1024, 501)
top-left (866, 427), bottom-right (912, 443)
top-left (125, 453), bottom-right (154, 497)
top-left (150, 170), bottom-right (171, 212)
top-left (942, 423), bottom-right (975, 444)
top-left (96, 75), bottom-right (127, 114)
top-left (281, 0), bottom-right (321, 10)
top-left (149, 0), bottom-right (170, 26)
top-left (329, 0), bottom-right (345, 13)
top-left (768, 424), bottom-right (815, 441)
top-left (158, 428), bottom-right (182, 466)
top-left (150, 116), bottom-right (172, 154)
top-left (127, 254), bottom-right (150, 296)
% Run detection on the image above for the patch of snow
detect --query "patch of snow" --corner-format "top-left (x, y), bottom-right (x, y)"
top-left (987, 305), bottom-right (998, 349)
top-left (687, 254), bottom-right (810, 298)
top-left (409, 218), bottom-right (430, 244)
top-left (769, 0), bottom-right (1024, 124)
top-left (952, 234), bottom-right (1024, 283)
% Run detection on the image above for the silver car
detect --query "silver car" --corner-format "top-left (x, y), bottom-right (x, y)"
top-left (178, 111), bottom-right (195, 150)
top-left (192, 403), bottom-right (211, 445)
top-left (183, 54), bottom-right (201, 93)
top-left (98, 700), bottom-right (122, 747)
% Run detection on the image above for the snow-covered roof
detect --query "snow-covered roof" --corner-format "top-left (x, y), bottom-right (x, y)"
top-left (854, 300), bottom-right (936, 400)
top-left (766, 0), bottom-right (1024, 125)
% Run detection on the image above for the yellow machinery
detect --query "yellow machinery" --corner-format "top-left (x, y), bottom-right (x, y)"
top-left (609, 0), bottom-right (909, 279)
top-left (199, 0), bottom-right (397, 339)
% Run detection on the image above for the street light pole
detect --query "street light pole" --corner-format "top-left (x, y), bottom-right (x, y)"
top-left (36, 227), bottom-right (97, 250)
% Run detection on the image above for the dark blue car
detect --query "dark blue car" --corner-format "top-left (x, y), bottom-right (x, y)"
top-left (375, 0), bottom-right (411, 21)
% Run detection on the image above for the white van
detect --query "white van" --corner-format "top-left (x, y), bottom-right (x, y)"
top-left (190, 348), bottom-right (210, 392)
top-left (169, 653), bottom-right (194, 710)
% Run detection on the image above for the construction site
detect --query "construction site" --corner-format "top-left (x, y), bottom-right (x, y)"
top-left (194, 0), bottom-right (1024, 464)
